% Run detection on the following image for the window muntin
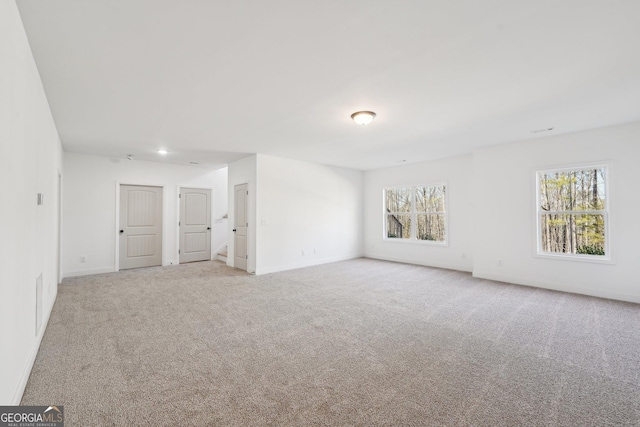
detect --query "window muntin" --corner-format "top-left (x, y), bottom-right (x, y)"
top-left (385, 184), bottom-right (446, 243)
top-left (536, 166), bottom-right (608, 258)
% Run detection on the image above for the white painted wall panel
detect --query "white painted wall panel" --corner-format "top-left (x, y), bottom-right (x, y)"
top-left (363, 155), bottom-right (474, 272)
top-left (255, 154), bottom-right (363, 274)
top-left (211, 168), bottom-right (229, 256)
top-left (472, 122), bottom-right (640, 303)
top-left (63, 153), bottom-right (229, 276)
top-left (0, 0), bottom-right (63, 404)
top-left (363, 123), bottom-right (640, 302)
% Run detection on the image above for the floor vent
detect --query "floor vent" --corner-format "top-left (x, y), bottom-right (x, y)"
top-left (36, 274), bottom-right (43, 336)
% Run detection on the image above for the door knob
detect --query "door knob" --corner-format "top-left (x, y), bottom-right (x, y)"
top-left (120, 230), bottom-right (124, 234)
top-left (207, 227), bottom-right (211, 230)
top-left (232, 229), bottom-right (237, 232)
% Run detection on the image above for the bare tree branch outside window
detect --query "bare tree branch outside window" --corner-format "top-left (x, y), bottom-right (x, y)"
top-left (538, 167), bottom-right (607, 256)
top-left (385, 185), bottom-right (446, 242)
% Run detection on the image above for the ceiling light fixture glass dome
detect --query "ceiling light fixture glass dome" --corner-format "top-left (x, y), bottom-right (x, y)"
top-left (351, 111), bottom-right (376, 125)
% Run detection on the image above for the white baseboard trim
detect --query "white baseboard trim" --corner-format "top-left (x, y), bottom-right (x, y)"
top-left (473, 270), bottom-right (640, 304)
top-left (11, 287), bottom-right (57, 405)
top-left (364, 253), bottom-right (473, 273)
top-left (64, 267), bottom-right (115, 278)
top-left (255, 253), bottom-right (364, 275)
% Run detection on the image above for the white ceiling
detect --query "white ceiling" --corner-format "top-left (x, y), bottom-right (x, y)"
top-left (16, 0), bottom-right (640, 170)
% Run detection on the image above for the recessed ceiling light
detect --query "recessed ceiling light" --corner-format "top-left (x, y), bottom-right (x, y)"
top-left (157, 149), bottom-right (168, 155)
top-left (351, 111), bottom-right (376, 126)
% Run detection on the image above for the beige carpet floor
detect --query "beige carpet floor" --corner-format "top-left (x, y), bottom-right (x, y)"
top-left (22, 258), bottom-right (640, 426)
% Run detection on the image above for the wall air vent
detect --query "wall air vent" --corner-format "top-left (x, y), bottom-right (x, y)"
top-left (531, 127), bottom-right (554, 134)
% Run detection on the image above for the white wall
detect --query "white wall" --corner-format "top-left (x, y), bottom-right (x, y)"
top-left (63, 152), bottom-right (227, 276)
top-left (472, 122), bottom-right (640, 303)
top-left (363, 155), bottom-right (474, 272)
top-left (363, 123), bottom-right (640, 303)
top-left (255, 155), bottom-right (363, 274)
top-left (0, 1), bottom-right (63, 404)
top-left (227, 155), bottom-right (257, 273)
top-left (211, 167), bottom-right (229, 255)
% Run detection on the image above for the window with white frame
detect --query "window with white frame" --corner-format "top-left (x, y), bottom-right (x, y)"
top-left (536, 165), bottom-right (609, 259)
top-left (385, 185), bottom-right (446, 242)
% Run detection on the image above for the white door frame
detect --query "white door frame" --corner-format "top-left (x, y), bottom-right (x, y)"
top-left (114, 181), bottom-right (167, 272)
top-left (176, 185), bottom-right (214, 263)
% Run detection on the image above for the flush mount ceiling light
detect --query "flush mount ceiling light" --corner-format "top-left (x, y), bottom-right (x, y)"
top-left (157, 149), bottom-right (168, 155)
top-left (351, 111), bottom-right (376, 126)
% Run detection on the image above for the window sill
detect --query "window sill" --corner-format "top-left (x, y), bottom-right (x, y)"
top-left (383, 238), bottom-right (448, 247)
top-left (534, 252), bottom-right (614, 265)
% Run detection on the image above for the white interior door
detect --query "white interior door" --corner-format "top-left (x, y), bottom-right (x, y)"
top-left (234, 183), bottom-right (248, 271)
top-left (119, 185), bottom-right (163, 270)
top-left (179, 187), bottom-right (211, 263)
